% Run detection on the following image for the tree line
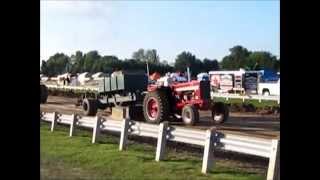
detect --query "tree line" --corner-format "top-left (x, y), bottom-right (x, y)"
top-left (40, 45), bottom-right (280, 77)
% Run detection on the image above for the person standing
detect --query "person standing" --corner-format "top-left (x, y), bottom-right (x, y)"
top-left (66, 75), bottom-right (70, 85)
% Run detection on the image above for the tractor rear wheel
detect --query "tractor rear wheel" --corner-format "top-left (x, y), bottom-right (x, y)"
top-left (40, 84), bottom-right (48, 104)
top-left (211, 102), bottom-right (229, 124)
top-left (143, 91), bottom-right (170, 124)
top-left (83, 98), bottom-right (98, 116)
top-left (182, 105), bottom-right (199, 126)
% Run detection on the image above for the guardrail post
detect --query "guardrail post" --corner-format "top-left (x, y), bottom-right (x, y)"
top-left (69, 114), bottom-right (78, 137)
top-left (242, 97), bottom-right (245, 102)
top-left (92, 116), bottom-right (101, 144)
top-left (267, 139), bottom-right (280, 180)
top-left (51, 112), bottom-right (58, 132)
top-left (277, 98), bottom-right (280, 104)
top-left (119, 118), bottom-right (130, 151)
top-left (155, 121), bottom-right (169, 161)
top-left (259, 97), bottom-right (262, 103)
top-left (202, 127), bottom-right (216, 174)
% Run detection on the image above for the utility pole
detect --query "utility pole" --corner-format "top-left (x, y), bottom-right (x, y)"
top-left (187, 67), bottom-right (191, 82)
top-left (146, 60), bottom-right (150, 76)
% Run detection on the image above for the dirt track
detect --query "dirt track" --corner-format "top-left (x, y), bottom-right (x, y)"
top-left (41, 96), bottom-right (280, 139)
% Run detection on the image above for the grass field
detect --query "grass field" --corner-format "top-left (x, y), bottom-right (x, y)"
top-left (213, 97), bottom-right (279, 108)
top-left (41, 122), bottom-right (265, 180)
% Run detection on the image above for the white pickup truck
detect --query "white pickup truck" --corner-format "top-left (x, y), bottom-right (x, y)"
top-left (258, 78), bottom-right (280, 96)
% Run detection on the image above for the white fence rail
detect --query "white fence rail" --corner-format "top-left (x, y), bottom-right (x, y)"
top-left (45, 84), bottom-right (99, 92)
top-left (40, 111), bottom-right (280, 180)
top-left (211, 92), bottom-right (280, 104)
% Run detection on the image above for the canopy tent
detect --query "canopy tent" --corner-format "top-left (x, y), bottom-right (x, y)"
top-left (92, 72), bottom-right (105, 79)
top-left (78, 72), bottom-right (92, 85)
top-left (57, 73), bottom-right (71, 79)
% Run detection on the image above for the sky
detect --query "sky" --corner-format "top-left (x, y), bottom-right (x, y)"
top-left (40, 1), bottom-right (279, 64)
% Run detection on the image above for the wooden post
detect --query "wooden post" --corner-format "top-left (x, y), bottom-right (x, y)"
top-left (155, 121), bottom-right (169, 161)
top-left (51, 112), bottom-right (58, 132)
top-left (202, 127), bottom-right (216, 174)
top-left (69, 114), bottom-right (78, 137)
top-left (92, 116), bottom-right (101, 144)
top-left (119, 118), bottom-right (130, 151)
top-left (267, 139), bottom-right (280, 180)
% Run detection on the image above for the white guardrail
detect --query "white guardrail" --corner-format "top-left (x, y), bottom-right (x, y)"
top-left (211, 92), bottom-right (280, 104)
top-left (41, 111), bottom-right (279, 180)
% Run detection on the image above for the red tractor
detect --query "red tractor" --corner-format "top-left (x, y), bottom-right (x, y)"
top-left (143, 79), bottom-right (229, 125)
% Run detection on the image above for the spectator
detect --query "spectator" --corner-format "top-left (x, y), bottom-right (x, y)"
top-left (66, 76), bottom-right (70, 85)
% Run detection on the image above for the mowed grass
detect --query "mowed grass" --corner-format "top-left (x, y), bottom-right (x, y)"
top-left (41, 122), bottom-right (265, 180)
top-left (213, 97), bottom-right (279, 108)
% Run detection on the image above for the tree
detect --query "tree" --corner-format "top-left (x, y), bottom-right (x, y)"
top-left (41, 60), bottom-right (48, 75)
top-left (230, 45), bottom-right (250, 68)
top-left (132, 48), bottom-right (146, 61)
top-left (194, 58), bottom-right (204, 74)
top-left (83, 51), bottom-right (101, 73)
top-left (203, 58), bottom-right (219, 72)
top-left (41, 50), bottom-right (175, 76)
top-left (101, 56), bottom-right (121, 72)
top-left (145, 49), bottom-right (160, 64)
top-left (174, 51), bottom-right (200, 76)
top-left (175, 51), bottom-right (195, 71)
top-left (273, 58), bottom-right (280, 71)
top-left (70, 51), bottom-right (84, 73)
top-left (132, 48), bottom-right (160, 64)
top-left (221, 45), bottom-right (250, 70)
top-left (43, 53), bottom-right (70, 76)
top-left (220, 45), bottom-right (279, 72)
top-left (91, 59), bottom-right (104, 72)
top-left (247, 51), bottom-right (279, 70)
top-left (162, 60), bottom-right (168, 65)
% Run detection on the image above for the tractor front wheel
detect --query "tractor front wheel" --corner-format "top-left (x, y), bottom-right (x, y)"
top-left (143, 91), bottom-right (170, 124)
top-left (211, 102), bottom-right (229, 124)
top-left (182, 105), bottom-right (199, 126)
top-left (83, 98), bottom-right (98, 116)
